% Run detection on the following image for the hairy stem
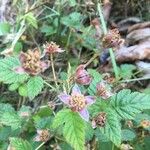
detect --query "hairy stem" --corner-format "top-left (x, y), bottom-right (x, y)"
top-left (50, 54), bottom-right (58, 89)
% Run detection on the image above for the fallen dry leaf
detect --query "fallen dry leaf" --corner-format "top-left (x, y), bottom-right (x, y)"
top-left (115, 40), bottom-right (150, 62)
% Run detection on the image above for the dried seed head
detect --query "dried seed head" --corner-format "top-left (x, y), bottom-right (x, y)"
top-left (48, 101), bottom-right (56, 110)
top-left (69, 94), bottom-right (86, 112)
top-left (44, 42), bottom-right (64, 54)
top-left (102, 28), bottom-right (124, 49)
top-left (92, 112), bottom-right (106, 128)
top-left (19, 49), bottom-right (49, 75)
top-left (96, 81), bottom-right (113, 99)
top-left (120, 144), bottom-right (133, 150)
top-left (34, 129), bottom-right (50, 142)
top-left (140, 120), bottom-right (150, 128)
top-left (103, 73), bottom-right (115, 84)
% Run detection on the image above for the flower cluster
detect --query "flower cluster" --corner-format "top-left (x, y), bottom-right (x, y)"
top-left (58, 84), bottom-right (95, 121)
top-left (102, 28), bottom-right (124, 49)
top-left (15, 49), bottom-right (49, 75)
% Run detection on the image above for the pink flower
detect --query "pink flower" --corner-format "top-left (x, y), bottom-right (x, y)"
top-left (75, 65), bottom-right (92, 85)
top-left (14, 49), bottom-right (49, 75)
top-left (43, 42), bottom-right (64, 54)
top-left (58, 84), bottom-right (95, 121)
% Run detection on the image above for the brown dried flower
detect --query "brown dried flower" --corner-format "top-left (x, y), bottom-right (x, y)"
top-left (44, 41), bottom-right (64, 54)
top-left (96, 81), bottom-right (113, 99)
top-left (15, 49), bottom-right (49, 75)
top-left (34, 129), bottom-right (50, 142)
top-left (92, 112), bottom-right (107, 128)
top-left (140, 120), bottom-right (150, 128)
top-left (102, 28), bottom-right (124, 49)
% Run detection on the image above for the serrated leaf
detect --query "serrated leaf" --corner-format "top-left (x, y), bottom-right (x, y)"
top-left (85, 123), bottom-right (94, 141)
top-left (61, 12), bottom-right (83, 29)
top-left (27, 76), bottom-right (44, 100)
top-left (0, 127), bottom-right (11, 141)
top-left (0, 57), bottom-right (29, 84)
top-left (0, 112), bottom-right (22, 130)
top-left (110, 89), bottom-right (150, 119)
top-left (0, 103), bottom-right (15, 115)
top-left (121, 129), bottom-right (136, 141)
top-left (100, 109), bottom-right (121, 147)
top-left (52, 109), bottom-right (71, 129)
top-left (10, 138), bottom-right (32, 150)
top-left (119, 64), bottom-right (136, 79)
top-left (53, 109), bottom-right (85, 150)
top-left (63, 111), bottom-right (85, 150)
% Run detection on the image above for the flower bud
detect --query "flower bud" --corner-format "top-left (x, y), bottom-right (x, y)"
top-left (75, 65), bottom-right (92, 85)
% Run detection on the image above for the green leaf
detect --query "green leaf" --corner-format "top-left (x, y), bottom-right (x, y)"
top-left (0, 57), bottom-right (29, 84)
top-left (52, 109), bottom-right (71, 129)
top-left (87, 69), bottom-right (102, 95)
top-left (53, 109), bottom-right (85, 150)
top-left (61, 12), bottom-right (83, 29)
top-left (0, 22), bottom-right (11, 36)
top-left (10, 138), bottom-right (32, 150)
top-left (63, 111), bottom-right (85, 150)
top-left (9, 83), bottom-right (20, 91)
top-left (85, 123), bottom-right (94, 141)
top-left (40, 25), bottom-right (56, 36)
top-left (18, 84), bottom-right (28, 97)
top-left (24, 12), bottom-right (38, 29)
top-left (110, 89), bottom-right (150, 119)
top-left (0, 112), bottom-right (22, 130)
top-left (119, 64), bottom-right (136, 79)
top-left (0, 103), bottom-right (15, 115)
top-left (27, 76), bottom-right (44, 100)
top-left (100, 109), bottom-right (121, 147)
top-left (0, 127), bottom-right (11, 141)
top-left (121, 129), bottom-right (136, 141)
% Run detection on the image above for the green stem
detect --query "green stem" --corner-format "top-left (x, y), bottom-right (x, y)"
top-left (35, 142), bottom-right (45, 150)
top-left (50, 54), bottom-right (58, 89)
top-left (97, 2), bottom-right (119, 80)
top-left (120, 77), bottom-right (150, 83)
top-left (66, 28), bottom-right (72, 50)
top-left (43, 80), bottom-right (56, 90)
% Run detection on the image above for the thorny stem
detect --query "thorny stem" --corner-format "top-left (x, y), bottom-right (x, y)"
top-left (35, 142), bottom-right (45, 150)
top-left (97, 2), bottom-right (119, 80)
top-left (50, 54), bottom-right (58, 89)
